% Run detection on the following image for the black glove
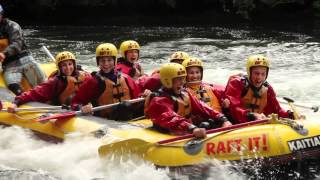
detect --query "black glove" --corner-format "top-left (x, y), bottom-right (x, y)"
top-left (61, 104), bottom-right (70, 110)
top-left (217, 116), bottom-right (229, 123)
top-left (199, 122), bottom-right (210, 130)
top-left (247, 112), bottom-right (256, 121)
top-left (188, 124), bottom-right (197, 133)
top-left (205, 117), bottom-right (227, 129)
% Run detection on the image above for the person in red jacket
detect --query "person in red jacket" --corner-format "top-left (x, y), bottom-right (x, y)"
top-left (7, 51), bottom-right (91, 112)
top-left (71, 43), bottom-right (140, 120)
top-left (144, 63), bottom-right (232, 138)
top-left (117, 40), bottom-right (145, 80)
top-left (224, 54), bottom-right (294, 124)
top-left (182, 57), bottom-right (225, 113)
top-left (137, 51), bottom-right (190, 92)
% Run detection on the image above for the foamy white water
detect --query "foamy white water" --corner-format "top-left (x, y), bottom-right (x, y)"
top-left (0, 126), bottom-right (170, 180)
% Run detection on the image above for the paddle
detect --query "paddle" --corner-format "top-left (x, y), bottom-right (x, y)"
top-left (283, 97), bottom-right (300, 119)
top-left (41, 45), bottom-right (55, 61)
top-left (0, 105), bottom-right (66, 112)
top-left (278, 97), bottom-right (319, 113)
top-left (33, 98), bottom-right (145, 123)
top-left (98, 119), bottom-right (269, 157)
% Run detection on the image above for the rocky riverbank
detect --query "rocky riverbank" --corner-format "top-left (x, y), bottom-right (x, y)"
top-left (0, 0), bottom-right (317, 25)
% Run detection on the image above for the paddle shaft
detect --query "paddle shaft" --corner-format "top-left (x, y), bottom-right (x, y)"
top-left (278, 98), bottom-right (319, 112)
top-left (41, 46), bottom-right (55, 61)
top-left (288, 102), bottom-right (300, 119)
top-left (34, 98), bottom-right (145, 122)
top-left (158, 119), bottom-right (269, 144)
top-left (1, 106), bottom-right (63, 112)
top-left (75, 97), bottom-right (145, 115)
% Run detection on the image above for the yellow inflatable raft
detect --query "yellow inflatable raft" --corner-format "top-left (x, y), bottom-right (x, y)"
top-left (1, 63), bottom-right (320, 168)
top-left (98, 116), bottom-right (320, 167)
top-left (0, 63), bottom-right (108, 141)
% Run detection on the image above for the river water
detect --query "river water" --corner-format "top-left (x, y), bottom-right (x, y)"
top-left (0, 25), bottom-right (320, 180)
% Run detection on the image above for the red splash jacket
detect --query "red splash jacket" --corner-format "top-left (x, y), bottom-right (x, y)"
top-left (144, 89), bottom-right (225, 134)
top-left (136, 72), bottom-right (162, 92)
top-left (14, 71), bottom-right (91, 106)
top-left (117, 59), bottom-right (146, 79)
top-left (224, 75), bottom-right (290, 123)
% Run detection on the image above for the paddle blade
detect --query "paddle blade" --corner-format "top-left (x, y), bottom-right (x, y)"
top-left (32, 111), bottom-right (76, 123)
top-left (98, 138), bottom-right (152, 157)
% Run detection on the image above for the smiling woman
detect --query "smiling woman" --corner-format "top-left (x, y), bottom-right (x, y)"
top-left (6, 51), bottom-right (91, 113)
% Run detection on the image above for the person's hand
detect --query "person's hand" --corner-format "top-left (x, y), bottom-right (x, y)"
top-left (254, 113), bottom-right (266, 120)
top-left (142, 89), bottom-right (152, 97)
top-left (192, 128), bottom-right (207, 138)
top-left (222, 120), bottom-right (232, 127)
top-left (7, 103), bottom-right (17, 113)
top-left (298, 114), bottom-right (306, 120)
top-left (222, 99), bottom-right (230, 108)
top-left (81, 103), bottom-right (93, 114)
top-left (0, 53), bottom-right (5, 62)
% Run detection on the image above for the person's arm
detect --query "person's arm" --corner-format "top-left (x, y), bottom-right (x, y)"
top-left (188, 91), bottom-right (231, 126)
top-left (124, 74), bottom-right (141, 98)
top-left (224, 78), bottom-right (251, 123)
top-left (136, 72), bottom-right (162, 92)
top-left (264, 85), bottom-right (292, 118)
top-left (145, 96), bottom-right (195, 134)
top-left (14, 78), bottom-right (59, 106)
top-left (210, 84), bottom-right (225, 103)
top-left (3, 20), bottom-right (25, 57)
top-left (71, 77), bottom-right (100, 110)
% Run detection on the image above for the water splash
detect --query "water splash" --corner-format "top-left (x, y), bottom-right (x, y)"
top-left (0, 126), bottom-right (170, 180)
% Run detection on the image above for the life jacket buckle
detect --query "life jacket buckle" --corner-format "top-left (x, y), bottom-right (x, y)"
top-left (196, 89), bottom-right (207, 93)
top-left (113, 93), bottom-right (124, 99)
top-left (200, 97), bottom-right (211, 103)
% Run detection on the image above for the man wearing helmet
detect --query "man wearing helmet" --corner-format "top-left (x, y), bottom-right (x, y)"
top-left (71, 43), bottom-right (140, 120)
top-left (0, 4), bottom-right (46, 95)
top-left (117, 40), bottom-right (145, 80)
top-left (137, 51), bottom-right (190, 92)
top-left (7, 51), bottom-right (91, 112)
top-left (182, 57), bottom-right (226, 117)
top-left (224, 54), bottom-right (294, 123)
top-left (144, 63), bottom-right (232, 138)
